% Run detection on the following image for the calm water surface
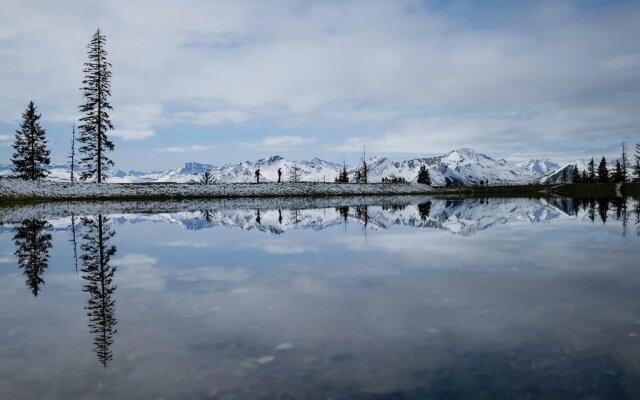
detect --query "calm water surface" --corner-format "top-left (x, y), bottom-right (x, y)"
top-left (0, 196), bottom-right (639, 399)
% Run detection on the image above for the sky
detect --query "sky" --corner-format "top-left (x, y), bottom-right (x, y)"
top-left (1, 0), bottom-right (639, 171)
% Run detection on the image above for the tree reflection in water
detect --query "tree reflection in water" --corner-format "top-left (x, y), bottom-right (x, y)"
top-left (80, 214), bottom-right (118, 367)
top-left (13, 218), bottom-right (52, 297)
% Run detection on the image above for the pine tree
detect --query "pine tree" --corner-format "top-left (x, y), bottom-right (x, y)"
top-left (11, 102), bottom-right (51, 180)
top-left (597, 157), bottom-right (609, 183)
top-left (78, 29), bottom-right (114, 183)
top-left (200, 170), bottom-right (214, 184)
top-left (335, 159), bottom-right (349, 183)
top-left (620, 142), bottom-right (629, 183)
top-left (417, 165), bottom-right (431, 185)
top-left (360, 146), bottom-right (368, 184)
top-left (81, 215), bottom-right (117, 367)
top-left (68, 122), bottom-right (76, 184)
top-left (587, 158), bottom-right (596, 183)
top-left (613, 160), bottom-right (623, 183)
top-left (581, 170), bottom-right (588, 183)
top-left (571, 164), bottom-right (580, 183)
top-left (13, 219), bottom-right (52, 297)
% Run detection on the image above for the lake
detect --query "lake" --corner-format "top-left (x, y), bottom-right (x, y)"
top-left (1, 196), bottom-right (639, 399)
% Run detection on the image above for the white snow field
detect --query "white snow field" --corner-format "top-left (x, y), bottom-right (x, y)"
top-left (0, 179), bottom-right (434, 200)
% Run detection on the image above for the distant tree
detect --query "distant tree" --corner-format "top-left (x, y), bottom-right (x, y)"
top-left (613, 160), bottom-right (623, 183)
top-left (571, 164), bottom-right (580, 183)
top-left (620, 142), bottom-right (629, 183)
top-left (382, 175), bottom-right (407, 183)
top-left (68, 122), bottom-right (77, 184)
top-left (78, 29), bottom-right (114, 183)
top-left (12, 102), bottom-right (51, 180)
top-left (81, 215), bottom-right (117, 367)
top-left (360, 146), bottom-right (368, 184)
top-left (581, 170), bottom-right (588, 183)
top-left (288, 164), bottom-right (302, 183)
top-left (417, 165), bottom-right (431, 185)
top-left (597, 157), bottom-right (609, 183)
top-left (354, 169), bottom-right (362, 183)
top-left (13, 219), bottom-right (52, 297)
top-left (200, 170), bottom-right (215, 184)
top-left (587, 158), bottom-right (596, 183)
top-left (335, 159), bottom-right (349, 183)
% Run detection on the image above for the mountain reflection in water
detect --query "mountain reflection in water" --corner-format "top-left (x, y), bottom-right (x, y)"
top-left (0, 195), bottom-right (639, 399)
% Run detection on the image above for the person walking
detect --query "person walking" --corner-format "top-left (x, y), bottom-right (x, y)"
top-left (277, 167), bottom-right (282, 183)
top-left (255, 168), bottom-right (261, 183)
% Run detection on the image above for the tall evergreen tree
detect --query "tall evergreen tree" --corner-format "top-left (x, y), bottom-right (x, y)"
top-left (620, 142), bottom-right (629, 183)
top-left (587, 158), bottom-right (596, 183)
top-left (597, 157), bottom-right (609, 183)
top-left (81, 215), bottom-right (117, 367)
top-left (78, 29), bottom-right (114, 183)
top-left (417, 165), bottom-right (431, 185)
top-left (13, 219), bottom-right (52, 297)
top-left (11, 102), bottom-right (51, 180)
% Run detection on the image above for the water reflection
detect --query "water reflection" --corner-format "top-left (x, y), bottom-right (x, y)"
top-left (1, 195), bottom-right (640, 399)
top-left (13, 218), bottom-right (52, 297)
top-left (80, 215), bottom-right (118, 367)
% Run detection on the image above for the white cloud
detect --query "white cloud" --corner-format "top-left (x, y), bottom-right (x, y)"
top-left (176, 267), bottom-right (254, 282)
top-left (112, 128), bottom-right (155, 140)
top-left (170, 110), bottom-right (250, 125)
top-left (156, 144), bottom-right (217, 153)
top-left (239, 135), bottom-right (316, 151)
top-left (0, 0), bottom-right (639, 163)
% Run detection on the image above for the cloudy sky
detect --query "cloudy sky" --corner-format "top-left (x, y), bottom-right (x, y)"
top-left (1, 0), bottom-right (639, 170)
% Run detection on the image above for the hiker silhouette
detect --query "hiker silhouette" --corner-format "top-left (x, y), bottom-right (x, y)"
top-left (278, 168), bottom-right (282, 183)
top-left (255, 168), bottom-right (261, 183)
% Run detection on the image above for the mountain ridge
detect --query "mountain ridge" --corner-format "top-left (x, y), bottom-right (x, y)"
top-left (0, 148), bottom-right (569, 186)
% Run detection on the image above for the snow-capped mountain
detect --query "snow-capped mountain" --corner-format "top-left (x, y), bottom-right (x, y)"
top-left (516, 159), bottom-right (560, 174)
top-left (0, 148), bottom-right (564, 186)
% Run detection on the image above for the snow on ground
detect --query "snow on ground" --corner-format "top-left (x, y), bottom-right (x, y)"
top-left (0, 179), bottom-right (433, 200)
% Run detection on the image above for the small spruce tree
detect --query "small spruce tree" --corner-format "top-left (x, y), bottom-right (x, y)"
top-left (417, 165), bottom-right (431, 185)
top-left (12, 102), bottom-right (51, 180)
top-left (597, 157), bottom-right (609, 183)
top-left (288, 165), bottom-right (302, 183)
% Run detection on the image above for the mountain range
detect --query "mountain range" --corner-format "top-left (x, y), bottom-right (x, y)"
top-left (0, 148), bottom-right (580, 186)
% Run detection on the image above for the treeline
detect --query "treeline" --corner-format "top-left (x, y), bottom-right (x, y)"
top-left (10, 29), bottom-right (114, 183)
top-left (565, 143), bottom-right (640, 184)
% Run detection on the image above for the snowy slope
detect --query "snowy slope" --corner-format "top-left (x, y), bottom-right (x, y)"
top-left (0, 148), bottom-right (564, 186)
top-left (516, 159), bottom-right (560, 174)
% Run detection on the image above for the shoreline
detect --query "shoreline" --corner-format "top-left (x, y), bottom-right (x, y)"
top-left (1, 180), bottom-right (637, 203)
top-left (0, 180), bottom-right (438, 202)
